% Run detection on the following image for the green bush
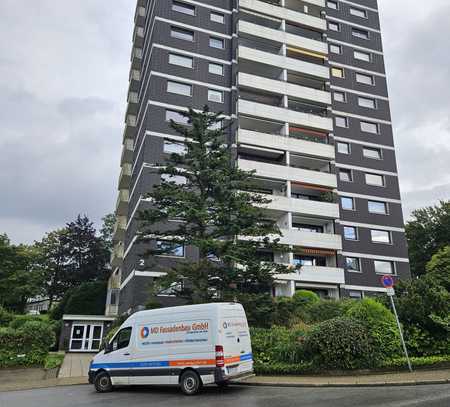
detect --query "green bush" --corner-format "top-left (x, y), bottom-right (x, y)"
top-left (44, 353), bottom-right (65, 369)
top-left (346, 298), bottom-right (401, 362)
top-left (303, 317), bottom-right (373, 369)
top-left (273, 297), bottom-right (298, 327)
top-left (0, 320), bottom-right (56, 368)
top-left (238, 293), bottom-right (277, 328)
top-left (305, 299), bottom-right (352, 323)
top-left (0, 306), bottom-right (13, 327)
top-left (292, 290), bottom-right (320, 307)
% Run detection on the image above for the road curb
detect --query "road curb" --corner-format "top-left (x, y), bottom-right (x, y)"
top-left (0, 377), bottom-right (87, 393)
top-left (231, 379), bottom-right (450, 388)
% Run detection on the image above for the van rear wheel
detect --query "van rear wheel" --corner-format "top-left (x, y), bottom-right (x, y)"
top-left (94, 371), bottom-right (113, 393)
top-left (180, 370), bottom-right (202, 395)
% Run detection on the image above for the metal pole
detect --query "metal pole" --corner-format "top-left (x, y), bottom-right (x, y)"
top-left (389, 295), bottom-right (413, 373)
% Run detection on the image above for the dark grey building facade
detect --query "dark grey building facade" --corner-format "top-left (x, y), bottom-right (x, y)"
top-left (106, 0), bottom-right (410, 316)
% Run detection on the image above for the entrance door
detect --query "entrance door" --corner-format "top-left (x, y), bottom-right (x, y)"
top-left (70, 324), bottom-right (103, 352)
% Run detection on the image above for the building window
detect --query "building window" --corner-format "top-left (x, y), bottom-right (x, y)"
top-left (167, 80), bottom-right (192, 96)
top-left (360, 121), bottom-right (379, 134)
top-left (169, 53), bottom-right (193, 68)
top-left (374, 260), bottom-right (394, 274)
top-left (337, 142), bottom-right (350, 154)
top-left (371, 229), bottom-right (391, 244)
top-left (335, 116), bottom-right (348, 127)
top-left (346, 257), bottom-right (361, 272)
top-left (328, 22), bottom-right (340, 32)
top-left (208, 119), bottom-right (223, 130)
top-left (208, 89), bottom-right (224, 103)
top-left (339, 169), bottom-right (353, 182)
top-left (343, 226), bottom-right (358, 240)
top-left (352, 28), bottom-right (369, 40)
top-left (327, 1), bottom-right (338, 9)
top-left (209, 63), bottom-right (224, 75)
top-left (363, 147), bottom-right (382, 159)
top-left (156, 240), bottom-right (185, 257)
top-left (354, 50), bottom-right (371, 62)
top-left (350, 7), bottom-right (368, 18)
top-left (210, 11), bottom-right (225, 24)
top-left (161, 173), bottom-right (187, 185)
top-left (349, 290), bottom-right (363, 299)
top-left (172, 1), bottom-right (196, 15)
top-left (358, 96), bottom-right (376, 109)
top-left (170, 26), bottom-right (194, 41)
top-left (209, 36), bottom-right (225, 49)
top-left (166, 109), bottom-right (189, 124)
top-left (356, 73), bottom-right (374, 85)
top-left (341, 196), bottom-right (355, 210)
top-left (368, 200), bottom-right (388, 214)
top-left (334, 91), bottom-right (346, 102)
top-left (164, 140), bottom-right (186, 155)
top-left (365, 173), bottom-right (384, 186)
top-left (329, 44), bottom-right (342, 54)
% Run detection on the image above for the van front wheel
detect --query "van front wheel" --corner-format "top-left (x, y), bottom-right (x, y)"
top-left (180, 370), bottom-right (202, 395)
top-left (94, 371), bottom-right (113, 393)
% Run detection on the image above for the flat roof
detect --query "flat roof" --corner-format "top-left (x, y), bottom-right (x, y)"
top-left (62, 314), bottom-right (116, 321)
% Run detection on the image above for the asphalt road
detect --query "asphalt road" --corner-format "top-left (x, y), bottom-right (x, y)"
top-left (1, 384), bottom-right (450, 407)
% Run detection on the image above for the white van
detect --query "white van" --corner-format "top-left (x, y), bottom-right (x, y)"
top-left (88, 302), bottom-right (253, 395)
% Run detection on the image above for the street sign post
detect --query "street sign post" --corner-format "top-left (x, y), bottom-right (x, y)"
top-left (381, 275), bottom-right (413, 372)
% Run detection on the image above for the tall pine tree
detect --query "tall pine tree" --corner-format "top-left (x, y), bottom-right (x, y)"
top-left (138, 107), bottom-right (293, 303)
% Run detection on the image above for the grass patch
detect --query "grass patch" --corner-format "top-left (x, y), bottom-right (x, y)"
top-left (44, 353), bottom-right (65, 370)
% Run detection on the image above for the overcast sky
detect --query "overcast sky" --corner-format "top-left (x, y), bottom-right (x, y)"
top-left (1, 0), bottom-right (449, 244)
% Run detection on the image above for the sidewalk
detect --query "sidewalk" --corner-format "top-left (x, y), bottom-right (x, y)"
top-left (235, 369), bottom-right (450, 387)
top-left (58, 353), bottom-right (93, 378)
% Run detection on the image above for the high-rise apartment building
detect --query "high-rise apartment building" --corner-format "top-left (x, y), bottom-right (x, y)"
top-left (106, 0), bottom-right (410, 316)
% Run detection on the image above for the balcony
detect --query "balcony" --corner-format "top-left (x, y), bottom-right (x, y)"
top-left (110, 243), bottom-right (124, 268)
top-left (134, 5), bottom-right (146, 27)
top-left (238, 46), bottom-right (329, 79)
top-left (116, 189), bottom-right (129, 216)
top-left (124, 114), bottom-right (137, 139)
top-left (121, 137), bottom-right (134, 165)
top-left (133, 26), bottom-right (144, 48)
top-left (238, 128), bottom-right (334, 159)
top-left (113, 216), bottom-right (127, 243)
top-left (279, 228), bottom-right (342, 250)
top-left (238, 158), bottom-right (337, 188)
top-left (131, 47), bottom-right (143, 69)
top-left (238, 99), bottom-right (332, 132)
top-left (238, 72), bottom-right (330, 105)
top-left (118, 164), bottom-right (132, 189)
top-left (276, 266), bottom-right (345, 285)
top-left (239, 0), bottom-right (326, 31)
top-left (238, 20), bottom-right (327, 56)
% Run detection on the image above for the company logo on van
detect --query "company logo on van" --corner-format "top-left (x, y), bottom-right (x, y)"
top-left (140, 326), bottom-right (149, 339)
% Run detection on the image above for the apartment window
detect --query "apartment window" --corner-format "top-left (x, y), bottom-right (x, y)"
top-left (349, 290), bottom-right (363, 299)
top-left (329, 44), bottom-right (342, 54)
top-left (341, 196), bottom-right (355, 210)
top-left (161, 173), bottom-right (187, 185)
top-left (354, 50), bottom-right (371, 62)
top-left (363, 147), bottom-right (382, 159)
top-left (334, 91), bottom-right (346, 102)
top-left (346, 257), bottom-right (361, 272)
top-left (356, 73), bottom-right (374, 85)
top-left (328, 22), bottom-right (340, 32)
top-left (164, 140), bottom-right (186, 155)
top-left (172, 1), bottom-right (195, 15)
top-left (358, 96), bottom-right (376, 109)
top-left (170, 26), bottom-right (194, 41)
top-left (167, 80), bottom-right (192, 96)
top-left (327, 1), bottom-right (338, 10)
top-left (331, 67), bottom-right (344, 78)
top-left (368, 200), bottom-right (388, 214)
top-left (343, 226), bottom-right (358, 241)
top-left (350, 7), bottom-right (367, 18)
top-left (209, 63), bottom-right (224, 75)
top-left (365, 173), bottom-right (384, 186)
top-left (169, 53), bottom-right (193, 68)
top-left (208, 120), bottom-right (223, 130)
top-left (339, 169), bottom-right (353, 182)
top-left (156, 240), bottom-right (185, 257)
top-left (352, 28), bottom-right (369, 40)
top-left (210, 11), bottom-right (225, 24)
top-left (335, 116), bottom-right (348, 127)
top-left (166, 109), bottom-right (189, 124)
top-left (337, 142), bottom-right (350, 154)
top-left (208, 89), bottom-right (224, 103)
top-left (360, 121), bottom-right (379, 134)
top-left (371, 229), bottom-right (391, 244)
top-left (374, 260), bottom-right (394, 274)
top-left (209, 36), bottom-right (224, 49)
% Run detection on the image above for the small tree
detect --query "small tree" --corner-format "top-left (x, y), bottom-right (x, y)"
top-left (138, 107), bottom-right (293, 304)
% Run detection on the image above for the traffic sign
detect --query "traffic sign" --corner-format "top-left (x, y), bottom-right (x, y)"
top-left (386, 287), bottom-right (395, 296)
top-left (381, 275), bottom-right (394, 288)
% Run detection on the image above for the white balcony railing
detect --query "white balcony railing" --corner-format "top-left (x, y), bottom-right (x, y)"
top-left (276, 265), bottom-right (345, 285)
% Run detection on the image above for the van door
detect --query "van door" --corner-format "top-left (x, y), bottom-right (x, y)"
top-left (102, 326), bottom-right (133, 385)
